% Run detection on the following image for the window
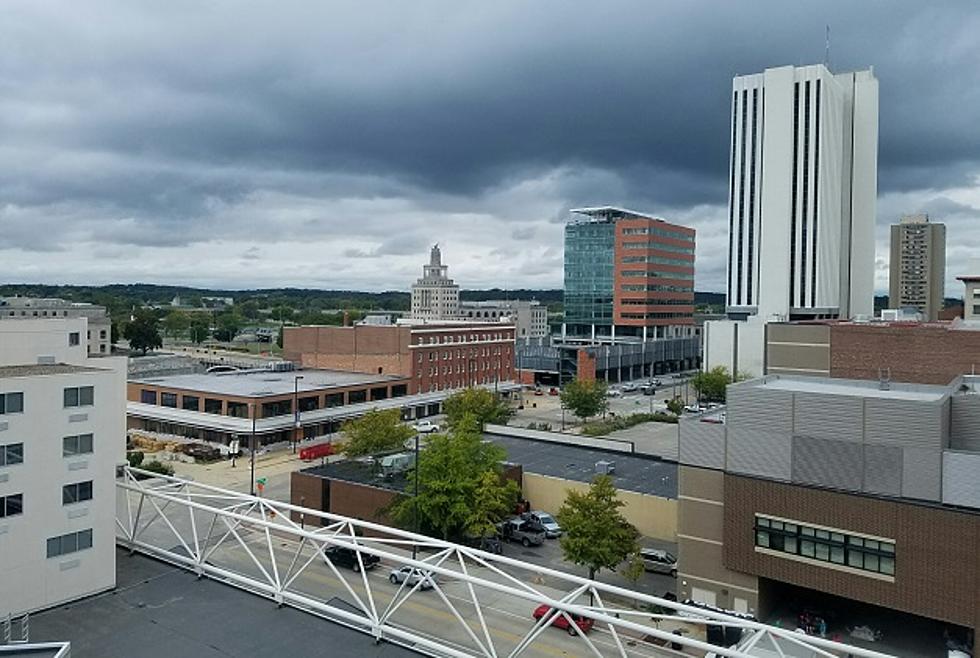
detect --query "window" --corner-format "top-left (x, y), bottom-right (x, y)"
top-left (69, 332), bottom-right (80, 346)
top-left (260, 400), bottom-right (292, 418)
top-left (0, 392), bottom-right (24, 415)
top-left (62, 480), bottom-right (93, 505)
top-left (227, 401), bottom-right (250, 418)
top-left (299, 396), bottom-right (319, 412)
top-left (204, 398), bottom-right (223, 414)
top-left (161, 393), bottom-right (178, 408)
top-left (47, 529), bottom-right (93, 558)
top-left (64, 386), bottom-right (94, 408)
top-left (0, 493), bottom-right (23, 517)
top-left (140, 389), bottom-right (157, 404)
top-left (0, 442), bottom-right (24, 466)
top-left (325, 392), bottom-right (345, 408)
top-left (754, 515), bottom-right (895, 577)
top-left (182, 395), bottom-right (200, 411)
top-left (63, 434), bottom-right (94, 457)
top-left (348, 389), bottom-right (367, 404)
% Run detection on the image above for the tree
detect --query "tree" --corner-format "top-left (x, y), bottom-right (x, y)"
top-left (392, 415), bottom-right (518, 540)
top-left (238, 299), bottom-right (262, 320)
top-left (557, 475), bottom-right (640, 584)
top-left (188, 316), bottom-right (210, 344)
top-left (163, 310), bottom-right (191, 339)
top-left (690, 366), bottom-right (733, 403)
top-left (123, 310), bottom-right (162, 355)
top-left (213, 311), bottom-right (242, 342)
top-left (666, 396), bottom-right (684, 415)
top-left (560, 378), bottom-right (608, 421)
top-left (443, 388), bottom-right (513, 430)
top-left (341, 408), bottom-right (416, 458)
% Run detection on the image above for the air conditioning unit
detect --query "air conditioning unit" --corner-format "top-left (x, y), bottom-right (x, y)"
top-left (595, 460), bottom-right (616, 475)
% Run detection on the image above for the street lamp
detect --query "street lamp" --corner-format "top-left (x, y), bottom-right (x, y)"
top-left (412, 432), bottom-right (420, 561)
top-left (293, 375), bottom-right (304, 454)
top-left (249, 402), bottom-right (257, 496)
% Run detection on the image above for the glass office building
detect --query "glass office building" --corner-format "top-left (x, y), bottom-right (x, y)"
top-left (563, 219), bottom-right (615, 337)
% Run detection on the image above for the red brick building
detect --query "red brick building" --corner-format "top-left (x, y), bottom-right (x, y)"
top-left (284, 321), bottom-right (516, 394)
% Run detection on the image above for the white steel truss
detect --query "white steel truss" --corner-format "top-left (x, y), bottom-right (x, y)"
top-left (116, 467), bottom-right (896, 658)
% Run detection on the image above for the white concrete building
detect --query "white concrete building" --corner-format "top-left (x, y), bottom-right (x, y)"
top-left (0, 297), bottom-right (112, 355)
top-left (0, 318), bottom-right (126, 617)
top-left (726, 64), bottom-right (878, 320)
top-left (410, 244), bottom-right (461, 321)
top-left (707, 63), bottom-right (879, 377)
top-left (460, 300), bottom-right (548, 338)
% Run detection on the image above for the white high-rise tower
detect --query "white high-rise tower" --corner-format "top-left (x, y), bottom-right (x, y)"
top-left (725, 64), bottom-right (878, 320)
top-left (410, 244), bottom-right (461, 321)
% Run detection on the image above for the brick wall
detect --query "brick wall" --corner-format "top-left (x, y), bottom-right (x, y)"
top-left (577, 349), bottom-right (596, 381)
top-left (723, 474), bottom-right (980, 630)
top-left (830, 323), bottom-right (980, 384)
top-left (290, 471), bottom-right (328, 524)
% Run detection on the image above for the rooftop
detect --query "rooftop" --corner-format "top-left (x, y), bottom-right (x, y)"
top-left (0, 363), bottom-right (106, 378)
top-left (26, 549), bottom-right (418, 658)
top-left (569, 206), bottom-right (656, 221)
top-left (130, 368), bottom-right (406, 397)
top-left (745, 374), bottom-right (949, 402)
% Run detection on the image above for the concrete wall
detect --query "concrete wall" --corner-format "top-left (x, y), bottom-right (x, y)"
top-left (703, 319), bottom-right (765, 378)
top-left (765, 323), bottom-right (830, 376)
top-left (521, 472), bottom-right (676, 541)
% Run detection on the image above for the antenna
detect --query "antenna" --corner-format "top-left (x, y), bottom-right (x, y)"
top-left (824, 25), bottom-right (831, 70)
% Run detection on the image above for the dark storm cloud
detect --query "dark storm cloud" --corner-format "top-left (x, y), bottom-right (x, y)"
top-left (1, 0), bottom-right (979, 290)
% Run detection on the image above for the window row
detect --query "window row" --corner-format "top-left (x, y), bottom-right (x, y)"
top-left (415, 332), bottom-right (511, 346)
top-left (47, 529), bottom-right (93, 558)
top-left (0, 387), bottom-right (95, 414)
top-left (0, 436), bottom-right (93, 465)
top-left (620, 227), bottom-right (694, 241)
top-left (621, 284), bottom-right (694, 293)
top-left (419, 347), bottom-right (510, 362)
top-left (620, 271), bottom-right (695, 280)
top-left (754, 515), bottom-right (895, 577)
top-left (621, 242), bottom-right (695, 255)
top-left (621, 255), bottom-right (694, 266)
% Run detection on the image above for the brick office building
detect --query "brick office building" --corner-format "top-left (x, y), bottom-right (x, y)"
top-left (284, 321), bottom-right (516, 395)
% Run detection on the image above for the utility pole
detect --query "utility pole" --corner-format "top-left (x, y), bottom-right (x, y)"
top-left (412, 432), bottom-right (420, 561)
top-left (249, 403), bottom-right (257, 496)
top-left (293, 375), bottom-right (304, 454)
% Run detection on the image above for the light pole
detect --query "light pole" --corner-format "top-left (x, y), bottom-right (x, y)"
top-left (249, 403), bottom-right (257, 496)
top-left (293, 375), bottom-right (304, 454)
top-left (412, 432), bottom-right (420, 561)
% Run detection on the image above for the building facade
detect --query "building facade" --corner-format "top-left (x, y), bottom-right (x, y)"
top-left (563, 207), bottom-right (695, 341)
top-left (410, 244), bottom-right (461, 321)
top-left (0, 318), bottom-right (126, 617)
top-left (678, 374), bottom-right (980, 641)
top-left (460, 300), bottom-right (548, 339)
top-left (961, 275), bottom-right (980, 322)
top-left (726, 64), bottom-right (878, 320)
top-left (889, 214), bottom-right (946, 321)
top-left (0, 297), bottom-right (111, 355)
top-left (284, 321), bottom-right (516, 394)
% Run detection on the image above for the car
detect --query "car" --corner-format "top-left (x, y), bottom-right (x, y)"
top-left (388, 566), bottom-right (436, 590)
top-left (323, 546), bottom-right (381, 572)
top-left (522, 511), bottom-right (562, 538)
top-left (413, 420), bottom-right (440, 433)
top-left (640, 548), bottom-right (677, 577)
top-left (548, 387), bottom-right (560, 396)
top-left (497, 517), bottom-right (545, 547)
top-left (606, 388), bottom-right (623, 398)
top-left (533, 388), bottom-right (544, 396)
top-left (620, 382), bottom-right (639, 393)
top-left (532, 605), bottom-right (594, 636)
top-left (683, 404), bottom-right (703, 414)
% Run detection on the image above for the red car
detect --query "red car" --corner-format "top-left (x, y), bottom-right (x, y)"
top-left (548, 387), bottom-right (559, 396)
top-left (532, 605), bottom-right (594, 636)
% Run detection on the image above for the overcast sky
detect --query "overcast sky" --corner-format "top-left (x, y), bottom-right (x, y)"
top-left (2, 1), bottom-right (979, 295)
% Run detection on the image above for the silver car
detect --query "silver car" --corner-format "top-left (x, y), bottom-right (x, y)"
top-left (524, 511), bottom-right (562, 538)
top-left (640, 548), bottom-right (677, 577)
top-left (388, 566), bottom-right (436, 590)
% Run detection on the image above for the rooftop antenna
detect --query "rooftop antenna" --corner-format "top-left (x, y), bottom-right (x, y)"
top-left (824, 25), bottom-right (831, 70)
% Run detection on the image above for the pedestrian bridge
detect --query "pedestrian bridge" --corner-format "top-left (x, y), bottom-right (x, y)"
top-left (115, 467), bottom-right (894, 658)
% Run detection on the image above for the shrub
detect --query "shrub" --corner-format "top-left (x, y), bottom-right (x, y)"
top-left (134, 460), bottom-right (175, 480)
top-left (127, 450), bottom-right (145, 468)
top-left (580, 412), bottom-right (678, 437)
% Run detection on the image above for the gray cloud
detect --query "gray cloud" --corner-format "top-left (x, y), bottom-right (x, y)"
top-left (1, 1), bottom-right (979, 292)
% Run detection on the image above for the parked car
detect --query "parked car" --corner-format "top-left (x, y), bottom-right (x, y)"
top-left (532, 605), bottom-right (594, 636)
top-left (621, 382), bottom-right (639, 393)
top-left (413, 420), bottom-right (440, 433)
top-left (640, 548), bottom-right (677, 577)
top-left (606, 387), bottom-right (623, 398)
top-left (388, 566), bottom-right (436, 590)
top-left (548, 387), bottom-right (560, 396)
top-left (497, 518), bottom-right (545, 547)
top-left (323, 546), bottom-right (381, 572)
top-left (522, 511), bottom-right (562, 538)
top-left (683, 404), bottom-right (703, 414)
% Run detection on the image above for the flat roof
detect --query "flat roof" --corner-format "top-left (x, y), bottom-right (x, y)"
top-left (130, 368), bottom-right (406, 397)
top-left (26, 550), bottom-right (419, 658)
top-left (0, 363), bottom-right (106, 378)
top-left (569, 206), bottom-right (655, 221)
top-left (751, 375), bottom-right (948, 402)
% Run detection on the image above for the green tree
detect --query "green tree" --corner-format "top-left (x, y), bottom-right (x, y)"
top-left (392, 416), bottom-right (517, 540)
top-left (690, 366), bottom-right (733, 403)
top-left (559, 378), bottom-right (608, 421)
top-left (213, 311), bottom-right (242, 342)
top-left (557, 475), bottom-right (640, 583)
top-left (238, 299), bottom-right (262, 320)
top-left (163, 310), bottom-right (191, 339)
top-left (123, 310), bottom-right (162, 355)
top-left (666, 396), bottom-right (684, 415)
top-left (188, 316), bottom-right (210, 344)
top-left (341, 408), bottom-right (415, 458)
top-left (443, 388), bottom-right (513, 430)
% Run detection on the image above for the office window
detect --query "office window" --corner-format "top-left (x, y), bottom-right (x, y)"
top-left (299, 396), bottom-right (319, 412)
top-left (0, 442), bottom-right (24, 466)
top-left (63, 433), bottom-right (94, 457)
top-left (227, 401), bottom-right (250, 418)
top-left (0, 392), bottom-right (24, 415)
top-left (325, 392), bottom-right (345, 408)
top-left (140, 389), bottom-right (157, 404)
top-left (160, 393), bottom-right (178, 408)
top-left (754, 515), bottom-right (895, 577)
top-left (348, 389), bottom-right (367, 404)
top-left (64, 386), bottom-right (94, 408)
top-left (47, 529), bottom-right (93, 558)
top-left (69, 332), bottom-right (80, 346)
top-left (100, 329), bottom-right (107, 339)
top-left (0, 493), bottom-right (23, 517)
top-left (182, 395), bottom-right (200, 411)
top-left (62, 480), bottom-right (94, 505)
top-left (203, 398), bottom-right (223, 414)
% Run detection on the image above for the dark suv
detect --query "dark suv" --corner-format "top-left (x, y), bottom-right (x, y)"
top-left (324, 546), bottom-right (381, 572)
